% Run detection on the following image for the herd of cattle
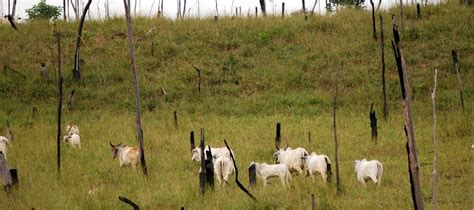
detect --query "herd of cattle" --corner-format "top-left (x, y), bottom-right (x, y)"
top-left (0, 123), bottom-right (384, 188)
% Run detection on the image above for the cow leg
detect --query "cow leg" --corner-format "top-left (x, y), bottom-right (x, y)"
top-left (263, 178), bottom-right (267, 187)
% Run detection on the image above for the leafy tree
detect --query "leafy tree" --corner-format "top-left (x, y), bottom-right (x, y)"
top-left (25, 0), bottom-right (62, 20)
top-left (327, 0), bottom-right (366, 12)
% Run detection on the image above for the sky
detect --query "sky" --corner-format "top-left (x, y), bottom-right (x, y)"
top-left (1, 0), bottom-right (405, 20)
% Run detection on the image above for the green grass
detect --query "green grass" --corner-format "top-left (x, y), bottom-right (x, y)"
top-left (0, 1), bottom-right (473, 209)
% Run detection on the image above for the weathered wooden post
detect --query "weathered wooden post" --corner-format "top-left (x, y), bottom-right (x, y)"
top-left (199, 128), bottom-right (206, 194)
top-left (308, 131), bottom-right (311, 143)
top-left (255, 7), bottom-right (258, 17)
top-left (451, 50), bottom-right (464, 111)
top-left (275, 123), bottom-right (281, 150)
top-left (311, 193), bottom-right (316, 210)
top-left (205, 145), bottom-right (214, 190)
top-left (416, 3), bottom-right (421, 19)
top-left (380, 14), bottom-right (388, 120)
top-left (9, 169), bottom-right (18, 186)
top-left (224, 140), bottom-right (256, 201)
top-left (56, 30), bottom-right (63, 175)
top-left (151, 41), bottom-right (154, 56)
top-left (173, 111), bottom-right (178, 129)
top-left (248, 163), bottom-right (256, 187)
top-left (391, 16), bottom-right (424, 210)
top-left (73, 0), bottom-right (93, 82)
top-left (193, 65), bottom-right (202, 95)
top-left (259, 0), bottom-right (266, 16)
top-left (370, 103), bottom-right (378, 143)
top-left (118, 196), bottom-right (139, 210)
top-left (124, 0), bottom-right (148, 175)
top-left (0, 152), bottom-right (12, 193)
top-left (431, 69), bottom-right (438, 210)
top-left (370, 0), bottom-right (377, 40)
top-left (282, 2), bottom-right (285, 18)
top-left (329, 57), bottom-right (341, 194)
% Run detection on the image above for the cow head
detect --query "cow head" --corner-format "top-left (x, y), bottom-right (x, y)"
top-left (354, 160), bottom-right (361, 172)
top-left (191, 148), bottom-right (201, 161)
top-left (110, 142), bottom-right (122, 159)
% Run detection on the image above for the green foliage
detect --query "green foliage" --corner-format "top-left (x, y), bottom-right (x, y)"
top-left (25, 0), bottom-right (62, 20)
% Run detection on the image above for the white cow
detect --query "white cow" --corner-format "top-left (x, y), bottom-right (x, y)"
top-left (354, 159), bottom-right (383, 187)
top-left (65, 123), bottom-right (80, 135)
top-left (249, 162), bottom-right (291, 187)
top-left (64, 133), bottom-right (81, 149)
top-left (191, 146), bottom-right (234, 162)
top-left (213, 156), bottom-right (234, 185)
top-left (110, 142), bottom-right (140, 168)
top-left (304, 152), bottom-right (332, 182)
top-left (0, 136), bottom-right (11, 160)
top-left (273, 147), bottom-right (309, 175)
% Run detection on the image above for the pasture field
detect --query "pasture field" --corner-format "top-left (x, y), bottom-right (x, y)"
top-left (0, 1), bottom-right (473, 209)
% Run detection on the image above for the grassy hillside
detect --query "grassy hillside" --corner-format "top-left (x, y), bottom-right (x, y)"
top-left (0, 1), bottom-right (472, 209)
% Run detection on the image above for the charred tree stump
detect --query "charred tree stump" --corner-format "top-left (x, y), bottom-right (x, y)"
top-left (311, 194), bottom-right (316, 210)
top-left (248, 163), bottom-right (256, 187)
top-left (391, 16), bottom-right (424, 210)
top-left (190, 131), bottom-right (195, 151)
top-left (151, 41), bottom-right (154, 56)
top-left (224, 139), bottom-right (256, 201)
top-left (193, 65), bottom-right (202, 95)
top-left (124, 0), bottom-right (148, 175)
top-left (9, 169), bottom-right (18, 186)
top-left (118, 196), bottom-right (139, 210)
top-left (370, 0), bottom-right (377, 40)
top-left (370, 103), bottom-right (378, 143)
top-left (308, 131), bottom-right (311, 143)
top-left (416, 3), bottom-right (421, 19)
top-left (255, 7), bottom-right (258, 17)
top-left (205, 145), bottom-right (214, 190)
top-left (451, 50), bottom-right (464, 112)
top-left (199, 128), bottom-right (206, 194)
top-left (275, 123), bottom-right (281, 150)
top-left (68, 89), bottom-right (75, 110)
top-left (73, 0), bottom-right (93, 82)
top-left (380, 14), bottom-right (388, 120)
top-left (173, 111), bottom-right (178, 129)
top-left (0, 152), bottom-right (12, 193)
top-left (41, 63), bottom-right (48, 82)
top-left (282, 2), bottom-right (285, 18)
top-left (259, 0), bottom-right (266, 16)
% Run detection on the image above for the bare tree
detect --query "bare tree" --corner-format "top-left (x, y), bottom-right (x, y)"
top-left (431, 69), bottom-right (438, 210)
top-left (73, 0), bottom-right (93, 82)
top-left (310, 0), bottom-right (318, 15)
top-left (123, 0), bottom-right (148, 175)
top-left (391, 16), bottom-right (424, 210)
top-left (380, 14), bottom-right (388, 119)
top-left (56, 29), bottom-right (63, 175)
top-left (64, 0), bottom-right (67, 20)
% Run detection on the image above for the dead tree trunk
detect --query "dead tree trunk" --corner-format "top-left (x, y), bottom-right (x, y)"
top-left (193, 65), bottom-right (202, 95)
top-left (330, 59), bottom-right (341, 194)
top-left (11, 0), bottom-right (16, 17)
top-left (224, 139), bottom-right (257, 201)
top-left (451, 50), bottom-right (464, 112)
top-left (399, 0), bottom-right (404, 32)
top-left (56, 31), bottom-right (63, 175)
top-left (416, 3), bottom-right (421, 19)
top-left (0, 152), bottom-right (12, 193)
top-left (199, 128), bottom-right (206, 194)
top-left (259, 0), bottom-right (266, 16)
top-left (311, 194), bottom-right (316, 210)
top-left (302, 0), bottom-right (307, 20)
top-left (370, 103), bottom-right (378, 143)
top-left (63, 0), bottom-right (67, 20)
top-left (205, 145), bottom-right (214, 190)
top-left (124, 0), bottom-right (148, 175)
top-left (68, 90), bottom-right (75, 109)
top-left (380, 14), bottom-right (388, 120)
top-left (73, 0), bottom-right (92, 82)
top-left (248, 163), bottom-right (256, 187)
top-left (391, 17), bottom-right (424, 210)
top-left (275, 123), bottom-right (281, 150)
top-left (370, 0), bottom-right (377, 40)
top-left (190, 131), bottom-right (195, 151)
top-left (255, 7), bottom-right (258, 17)
top-left (310, 0), bottom-right (318, 15)
top-left (282, 2), bottom-right (285, 18)
top-left (431, 69), bottom-right (438, 210)
top-left (41, 63), bottom-right (48, 82)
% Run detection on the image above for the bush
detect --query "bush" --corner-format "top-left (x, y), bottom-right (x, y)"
top-left (25, 0), bottom-right (61, 20)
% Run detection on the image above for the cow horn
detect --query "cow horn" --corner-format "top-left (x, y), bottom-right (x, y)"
top-left (110, 142), bottom-right (114, 147)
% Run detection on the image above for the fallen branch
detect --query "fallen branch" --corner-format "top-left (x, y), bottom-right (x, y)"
top-left (224, 139), bottom-right (256, 201)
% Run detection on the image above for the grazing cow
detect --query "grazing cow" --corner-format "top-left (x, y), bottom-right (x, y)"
top-left (64, 133), bottom-right (81, 149)
top-left (273, 147), bottom-right (309, 175)
top-left (0, 136), bottom-right (11, 160)
top-left (354, 159), bottom-right (383, 187)
top-left (304, 152), bottom-right (332, 182)
top-left (248, 162), bottom-right (291, 188)
top-left (213, 156), bottom-right (234, 186)
top-left (110, 142), bottom-right (140, 168)
top-left (191, 146), bottom-right (234, 162)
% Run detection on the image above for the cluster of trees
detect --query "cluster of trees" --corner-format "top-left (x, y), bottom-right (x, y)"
top-left (25, 0), bottom-right (61, 20)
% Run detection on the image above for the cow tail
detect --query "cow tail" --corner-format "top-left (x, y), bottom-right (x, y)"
top-left (377, 161), bottom-right (383, 186)
top-left (325, 156), bottom-right (332, 181)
